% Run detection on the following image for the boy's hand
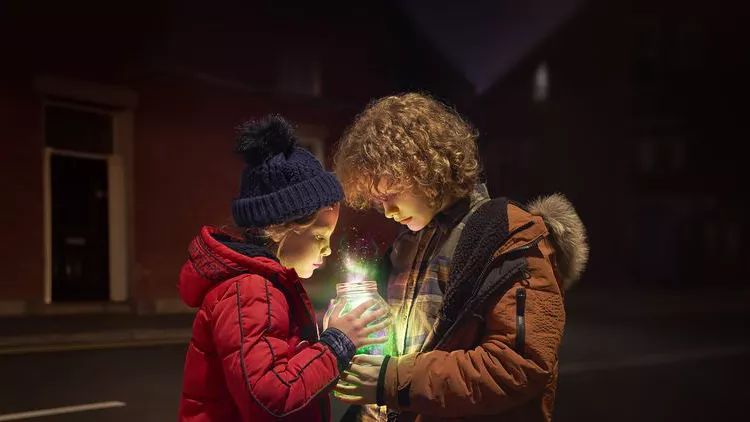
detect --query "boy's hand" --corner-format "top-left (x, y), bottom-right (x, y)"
top-left (333, 354), bottom-right (385, 405)
top-left (326, 300), bottom-right (390, 349)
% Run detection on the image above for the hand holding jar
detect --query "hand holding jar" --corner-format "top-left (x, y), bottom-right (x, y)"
top-left (323, 280), bottom-right (393, 355)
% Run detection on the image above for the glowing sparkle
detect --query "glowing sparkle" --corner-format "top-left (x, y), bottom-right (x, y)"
top-left (343, 254), bottom-right (373, 284)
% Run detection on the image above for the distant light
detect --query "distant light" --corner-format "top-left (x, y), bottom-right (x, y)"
top-left (533, 62), bottom-right (549, 102)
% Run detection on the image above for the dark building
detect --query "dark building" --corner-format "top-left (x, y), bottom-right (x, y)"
top-left (472, 0), bottom-right (746, 287)
top-left (0, 0), bottom-right (472, 315)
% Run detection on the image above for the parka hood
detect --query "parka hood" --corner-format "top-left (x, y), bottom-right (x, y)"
top-left (178, 226), bottom-right (294, 307)
top-left (528, 193), bottom-right (589, 289)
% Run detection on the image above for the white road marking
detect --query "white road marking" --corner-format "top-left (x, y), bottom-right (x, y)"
top-left (0, 401), bottom-right (125, 421)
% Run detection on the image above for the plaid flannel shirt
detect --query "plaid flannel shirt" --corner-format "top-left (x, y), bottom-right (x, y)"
top-left (360, 185), bottom-right (490, 422)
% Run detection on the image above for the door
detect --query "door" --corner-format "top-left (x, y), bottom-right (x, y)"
top-left (50, 154), bottom-right (110, 301)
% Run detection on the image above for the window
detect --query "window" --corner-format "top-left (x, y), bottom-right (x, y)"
top-left (45, 105), bottom-right (113, 153)
top-left (533, 62), bottom-right (549, 102)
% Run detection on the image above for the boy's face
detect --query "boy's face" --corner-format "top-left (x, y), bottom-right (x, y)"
top-left (278, 204), bottom-right (340, 279)
top-left (375, 180), bottom-right (439, 232)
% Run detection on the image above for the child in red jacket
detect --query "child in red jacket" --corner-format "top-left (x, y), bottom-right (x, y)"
top-left (178, 115), bottom-right (388, 421)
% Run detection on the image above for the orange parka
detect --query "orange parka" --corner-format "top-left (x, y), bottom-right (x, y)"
top-left (380, 194), bottom-right (589, 422)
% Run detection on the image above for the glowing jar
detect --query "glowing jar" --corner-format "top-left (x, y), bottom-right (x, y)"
top-left (323, 280), bottom-right (392, 355)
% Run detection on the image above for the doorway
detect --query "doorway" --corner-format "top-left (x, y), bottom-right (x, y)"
top-left (43, 102), bottom-right (127, 303)
top-left (50, 153), bottom-right (110, 301)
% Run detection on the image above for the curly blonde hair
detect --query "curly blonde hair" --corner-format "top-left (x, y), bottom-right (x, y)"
top-left (334, 92), bottom-right (480, 210)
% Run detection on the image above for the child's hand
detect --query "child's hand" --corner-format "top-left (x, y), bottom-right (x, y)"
top-left (327, 300), bottom-right (389, 349)
top-left (333, 354), bottom-right (385, 405)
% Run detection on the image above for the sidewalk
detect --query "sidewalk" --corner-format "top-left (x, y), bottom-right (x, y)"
top-left (0, 313), bottom-right (196, 355)
top-left (0, 308), bottom-right (330, 355)
top-left (2, 286), bottom-right (748, 355)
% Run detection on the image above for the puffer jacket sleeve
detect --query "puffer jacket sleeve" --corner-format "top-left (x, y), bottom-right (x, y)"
top-left (211, 274), bottom-right (341, 418)
top-left (382, 238), bottom-right (565, 417)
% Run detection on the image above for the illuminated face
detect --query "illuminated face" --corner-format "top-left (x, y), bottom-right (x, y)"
top-left (278, 204), bottom-right (340, 279)
top-left (375, 180), bottom-right (440, 232)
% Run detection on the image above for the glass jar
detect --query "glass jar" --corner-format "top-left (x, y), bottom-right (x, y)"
top-left (323, 280), bottom-right (392, 355)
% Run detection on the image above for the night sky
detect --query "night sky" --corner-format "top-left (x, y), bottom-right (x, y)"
top-left (398, 0), bottom-right (584, 92)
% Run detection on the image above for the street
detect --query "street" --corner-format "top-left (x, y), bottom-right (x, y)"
top-left (1, 290), bottom-right (748, 421)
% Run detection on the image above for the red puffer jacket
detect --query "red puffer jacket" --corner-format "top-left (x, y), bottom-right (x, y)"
top-left (177, 226), bottom-right (342, 421)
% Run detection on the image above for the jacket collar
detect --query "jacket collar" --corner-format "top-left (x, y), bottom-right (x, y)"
top-left (178, 226), bottom-right (298, 307)
top-left (432, 184), bottom-right (490, 233)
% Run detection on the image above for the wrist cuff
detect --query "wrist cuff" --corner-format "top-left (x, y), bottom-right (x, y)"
top-left (376, 355), bottom-right (392, 406)
top-left (319, 327), bottom-right (357, 371)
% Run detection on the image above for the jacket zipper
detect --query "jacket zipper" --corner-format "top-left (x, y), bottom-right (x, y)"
top-left (515, 287), bottom-right (526, 356)
top-left (292, 282), bottom-right (319, 339)
top-left (434, 235), bottom-right (542, 350)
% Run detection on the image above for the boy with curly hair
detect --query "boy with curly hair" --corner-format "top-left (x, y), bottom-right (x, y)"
top-left (332, 93), bottom-right (589, 422)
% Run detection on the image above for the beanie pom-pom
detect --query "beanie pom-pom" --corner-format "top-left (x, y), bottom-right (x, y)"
top-left (235, 115), bottom-right (297, 165)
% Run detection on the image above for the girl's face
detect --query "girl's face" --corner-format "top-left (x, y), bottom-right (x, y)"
top-left (375, 180), bottom-right (440, 232)
top-left (278, 204), bottom-right (340, 279)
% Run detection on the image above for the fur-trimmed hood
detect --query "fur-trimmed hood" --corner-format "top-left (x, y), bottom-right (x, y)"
top-left (528, 193), bottom-right (589, 289)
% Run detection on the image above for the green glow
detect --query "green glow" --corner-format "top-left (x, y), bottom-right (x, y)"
top-left (330, 252), bottom-right (394, 356)
top-left (337, 295), bottom-right (390, 355)
top-left (343, 254), bottom-right (377, 284)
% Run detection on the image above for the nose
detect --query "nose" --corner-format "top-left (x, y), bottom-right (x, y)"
top-left (321, 245), bottom-right (332, 257)
top-left (382, 201), bottom-right (398, 219)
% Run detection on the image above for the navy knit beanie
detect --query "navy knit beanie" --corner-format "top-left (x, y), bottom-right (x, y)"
top-left (231, 115), bottom-right (344, 228)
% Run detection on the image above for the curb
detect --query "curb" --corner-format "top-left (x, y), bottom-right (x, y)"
top-left (0, 328), bottom-right (192, 355)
